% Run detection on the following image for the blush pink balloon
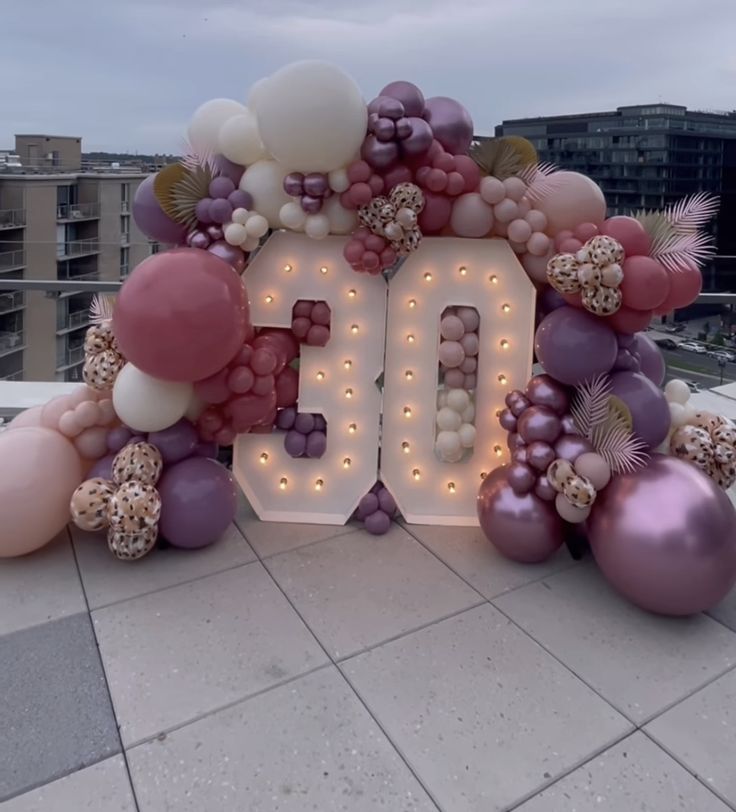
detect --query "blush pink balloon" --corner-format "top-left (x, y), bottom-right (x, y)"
top-left (0, 428), bottom-right (83, 557)
top-left (75, 400), bottom-right (101, 429)
top-left (655, 259), bottom-right (703, 312)
top-left (450, 193), bottom-right (493, 237)
top-left (607, 305), bottom-right (654, 335)
top-left (40, 394), bottom-right (75, 431)
top-left (418, 192), bottom-right (452, 234)
top-left (521, 250), bottom-right (554, 283)
top-left (601, 216), bottom-right (651, 257)
top-left (74, 426), bottom-right (110, 460)
top-left (6, 405), bottom-right (44, 430)
top-left (621, 256), bottom-right (670, 311)
top-left (534, 172), bottom-right (607, 235)
top-left (58, 411), bottom-right (83, 438)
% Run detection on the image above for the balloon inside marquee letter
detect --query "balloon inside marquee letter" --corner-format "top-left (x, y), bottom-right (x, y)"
top-left (0, 59), bottom-right (734, 617)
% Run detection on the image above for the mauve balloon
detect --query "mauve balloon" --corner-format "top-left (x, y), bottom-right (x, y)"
top-left (376, 96), bottom-right (405, 120)
top-left (211, 154), bottom-right (244, 185)
top-left (395, 118), bottom-right (412, 140)
top-left (379, 81), bottom-right (425, 117)
top-left (303, 173), bottom-right (329, 197)
top-left (207, 240), bottom-right (246, 274)
top-left (554, 433), bottom-right (595, 463)
top-left (534, 475), bottom-right (557, 502)
top-left (527, 441), bottom-right (556, 472)
top-left (508, 462), bottom-right (535, 494)
top-left (477, 466), bottom-right (565, 563)
top-left (508, 432), bottom-right (525, 451)
top-left (361, 135), bottom-right (399, 170)
top-left (402, 117), bottom-right (433, 156)
top-left (132, 175), bottom-right (187, 244)
top-left (88, 453), bottom-right (115, 481)
top-left (283, 172), bottom-right (305, 196)
top-left (373, 118), bottom-right (397, 142)
top-left (589, 455), bottom-right (736, 615)
top-left (517, 405), bottom-right (561, 444)
top-left (499, 408), bottom-right (517, 432)
top-left (423, 96), bottom-right (474, 155)
top-left (560, 414), bottom-right (578, 434)
top-left (525, 375), bottom-right (570, 416)
top-left (147, 418), bottom-right (198, 464)
top-left (300, 195), bottom-right (323, 214)
top-left (635, 333), bottom-right (666, 387)
top-left (512, 447), bottom-right (529, 465)
top-left (608, 371), bottom-right (670, 449)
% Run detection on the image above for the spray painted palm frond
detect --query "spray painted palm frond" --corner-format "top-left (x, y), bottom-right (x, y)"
top-left (180, 139), bottom-right (216, 174)
top-left (170, 165), bottom-right (213, 227)
top-left (570, 374), bottom-right (611, 439)
top-left (591, 397), bottom-right (649, 474)
top-left (470, 139), bottom-right (524, 181)
top-left (665, 192), bottom-right (719, 232)
top-left (521, 162), bottom-right (561, 202)
top-left (89, 294), bottom-right (115, 325)
top-left (649, 229), bottom-right (716, 274)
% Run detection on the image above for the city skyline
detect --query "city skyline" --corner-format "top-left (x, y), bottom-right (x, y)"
top-left (2, 0), bottom-right (735, 153)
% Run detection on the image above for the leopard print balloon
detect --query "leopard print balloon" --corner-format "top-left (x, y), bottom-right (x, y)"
top-left (713, 463), bottom-right (736, 490)
top-left (582, 285), bottom-right (623, 316)
top-left (600, 263), bottom-right (624, 288)
top-left (70, 478), bottom-right (115, 532)
top-left (84, 322), bottom-right (115, 354)
top-left (83, 349), bottom-right (125, 391)
top-left (394, 228), bottom-right (422, 256)
top-left (547, 458), bottom-right (575, 492)
top-left (358, 197), bottom-right (391, 232)
top-left (581, 235), bottom-right (625, 267)
top-left (691, 411), bottom-right (721, 432)
top-left (546, 254), bottom-right (581, 294)
top-left (107, 525), bottom-right (158, 561)
top-left (577, 263), bottom-right (601, 289)
top-left (390, 182), bottom-right (425, 213)
top-left (562, 473), bottom-right (597, 508)
top-left (108, 481), bottom-right (162, 533)
top-left (112, 442), bottom-right (163, 486)
top-left (670, 425), bottom-right (715, 472)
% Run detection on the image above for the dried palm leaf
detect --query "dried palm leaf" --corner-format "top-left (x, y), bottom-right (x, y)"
top-left (162, 163), bottom-right (215, 228)
top-left (503, 136), bottom-right (538, 167)
top-left (154, 163), bottom-right (189, 222)
top-left (470, 136), bottom-right (538, 180)
top-left (520, 162), bottom-right (560, 202)
top-left (591, 399), bottom-right (649, 474)
top-left (570, 374), bottom-right (611, 439)
top-left (89, 294), bottom-right (115, 325)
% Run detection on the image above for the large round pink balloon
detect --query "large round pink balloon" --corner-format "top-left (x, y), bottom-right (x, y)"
top-left (477, 465), bottom-right (565, 563)
top-left (534, 172), bottom-right (607, 235)
top-left (6, 405), bottom-right (44, 430)
top-left (589, 455), bottom-right (736, 615)
top-left (0, 427), bottom-right (84, 557)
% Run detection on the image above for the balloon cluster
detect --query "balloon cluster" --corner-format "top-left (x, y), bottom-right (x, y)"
top-left (358, 183), bottom-right (424, 255)
top-left (355, 482), bottom-right (397, 535)
top-left (439, 307), bottom-right (479, 390)
top-left (276, 409), bottom-right (327, 459)
top-left (70, 442), bottom-right (163, 560)
top-left (83, 321), bottom-right (125, 392)
top-left (283, 172), bottom-right (332, 214)
top-left (341, 160), bottom-right (387, 210)
top-left (343, 227), bottom-right (396, 274)
top-left (362, 92), bottom-right (433, 170)
top-left (435, 388), bottom-right (476, 462)
top-left (547, 452), bottom-right (611, 524)
top-left (223, 207), bottom-right (270, 253)
top-left (291, 300), bottom-right (331, 346)
top-left (196, 177), bottom-right (252, 226)
top-left (665, 379), bottom-right (736, 489)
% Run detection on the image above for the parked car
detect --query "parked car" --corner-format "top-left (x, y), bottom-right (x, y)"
top-left (678, 341), bottom-right (707, 354)
top-left (685, 380), bottom-right (702, 393)
top-left (708, 349), bottom-right (736, 363)
top-left (655, 338), bottom-right (678, 350)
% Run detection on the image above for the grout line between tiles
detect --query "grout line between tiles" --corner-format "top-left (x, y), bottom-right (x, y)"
top-left (67, 527), bottom-right (142, 812)
top-left (639, 727), bottom-right (736, 812)
top-left (705, 609), bottom-right (736, 636)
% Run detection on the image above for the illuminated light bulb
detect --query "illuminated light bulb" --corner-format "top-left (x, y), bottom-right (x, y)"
top-left (412, 468), bottom-right (421, 480)
top-left (495, 409), bottom-right (502, 418)
top-left (407, 334), bottom-right (415, 344)
top-left (489, 274), bottom-right (499, 284)
top-left (423, 272), bottom-right (432, 282)
top-left (405, 370), bottom-right (414, 380)
top-left (500, 340), bottom-right (510, 350)
top-left (502, 303), bottom-right (511, 313)
top-left (259, 453), bottom-right (269, 464)
top-left (447, 481), bottom-right (456, 493)
top-left (480, 471), bottom-right (488, 480)
top-left (283, 264), bottom-right (292, 272)
top-left (498, 374), bottom-right (507, 385)
top-left (350, 324), bottom-right (359, 334)
top-left (408, 298), bottom-right (417, 309)
top-left (402, 442), bottom-right (411, 454)
top-left (343, 457), bottom-right (352, 469)
top-left (458, 265), bottom-right (467, 276)
top-left (494, 445), bottom-right (503, 456)
top-left (348, 423), bottom-right (357, 434)
top-left (403, 406), bottom-right (412, 418)
top-left (320, 265), bottom-right (328, 274)
top-left (344, 359), bottom-right (352, 370)
top-left (315, 478), bottom-right (324, 491)
top-left (279, 477), bottom-right (288, 490)
top-left (347, 288), bottom-right (356, 298)
top-left (345, 388), bottom-right (353, 399)
top-left (316, 371), bottom-right (325, 381)
top-left (265, 295), bottom-right (274, 304)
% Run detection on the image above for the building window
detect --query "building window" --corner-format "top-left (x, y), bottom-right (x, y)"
top-left (120, 215), bottom-right (130, 244)
top-left (121, 183), bottom-right (130, 213)
top-left (150, 241), bottom-right (160, 255)
top-left (120, 247), bottom-right (130, 278)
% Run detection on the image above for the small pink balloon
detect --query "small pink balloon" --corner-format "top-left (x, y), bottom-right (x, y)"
top-left (440, 315), bottom-right (465, 341)
top-left (293, 300), bottom-right (313, 318)
top-left (445, 172), bottom-right (466, 196)
top-left (555, 493), bottom-right (590, 524)
top-left (463, 373), bottom-right (476, 390)
top-left (311, 302), bottom-right (331, 326)
top-left (195, 368), bottom-right (231, 404)
top-left (516, 198), bottom-right (531, 218)
top-left (559, 237), bottom-right (583, 254)
top-left (526, 232), bottom-right (551, 256)
top-left (493, 198), bottom-right (519, 223)
top-left (456, 306), bottom-right (479, 332)
top-left (6, 405), bottom-right (44, 430)
top-left (75, 400), bottom-right (101, 429)
top-left (228, 366), bottom-right (255, 394)
top-left (307, 325), bottom-right (330, 346)
top-left (503, 177), bottom-right (527, 202)
top-left (58, 411), bottom-right (83, 438)
top-left (444, 368), bottom-right (465, 388)
top-left (574, 452), bottom-right (611, 490)
top-left (521, 250), bottom-right (554, 284)
top-left (493, 220), bottom-right (508, 237)
top-left (507, 219), bottom-right (532, 243)
top-left (525, 210), bottom-right (547, 232)
top-left (419, 192), bottom-right (452, 234)
top-left (98, 399), bottom-right (116, 425)
top-left (450, 193), bottom-right (493, 238)
top-left (479, 176), bottom-right (506, 205)
top-left (460, 356), bottom-right (477, 373)
top-left (426, 168), bottom-right (448, 193)
top-left (460, 332), bottom-right (479, 356)
top-left (439, 340), bottom-right (465, 368)
top-left (74, 426), bottom-right (109, 460)
top-left (40, 394), bottom-right (74, 430)
top-left (69, 385), bottom-right (98, 407)
top-left (344, 240), bottom-right (364, 263)
top-left (574, 222), bottom-right (599, 242)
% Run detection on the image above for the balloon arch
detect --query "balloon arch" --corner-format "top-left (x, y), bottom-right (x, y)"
top-left (2, 60), bottom-right (735, 616)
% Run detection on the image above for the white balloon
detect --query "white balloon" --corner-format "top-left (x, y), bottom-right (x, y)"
top-left (436, 407), bottom-right (462, 432)
top-left (255, 60), bottom-right (367, 172)
top-left (247, 77), bottom-right (270, 112)
top-left (458, 423), bottom-right (476, 448)
top-left (304, 213), bottom-right (330, 240)
top-left (664, 379), bottom-right (690, 405)
top-left (279, 201), bottom-right (307, 230)
top-left (218, 110), bottom-right (269, 166)
top-left (462, 403), bottom-right (475, 423)
top-left (232, 208), bottom-right (250, 225)
top-left (328, 168), bottom-right (350, 193)
top-left (323, 195), bottom-right (358, 236)
top-left (224, 222), bottom-right (248, 246)
top-left (555, 493), bottom-right (590, 524)
top-left (682, 402), bottom-right (698, 423)
top-left (446, 388), bottom-right (471, 412)
top-left (435, 430), bottom-right (462, 459)
top-left (245, 213), bottom-right (269, 238)
top-left (185, 391), bottom-right (206, 422)
top-left (188, 98), bottom-right (245, 154)
top-left (436, 390), bottom-right (448, 408)
top-left (668, 402), bottom-right (688, 429)
top-left (240, 160), bottom-right (292, 228)
top-left (112, 365), bottom-right (192, 433)
top-left (242, 235), bottom-right (261, 252)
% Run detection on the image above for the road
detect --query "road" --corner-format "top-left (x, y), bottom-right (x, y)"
top-left (661, 348), bottom-right (735, 390)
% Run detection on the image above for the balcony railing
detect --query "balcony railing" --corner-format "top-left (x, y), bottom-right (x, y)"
top-left (121, 200), bottom-right (130, 214)
top-left (0, 330), bottom-right (24, 355)
top-left (56, 202), bottom-right (101, 221)
top-left (56, 344), bottom-right (86, 368)
top-left (0, 250), bottom-right (25, 272)
top-left (57, 310), bottom-right (90, 332)
top-left (0, 208), bottom-right (26, 229)
top-left (0, 370), bottom-right (23, 381)
top-left (0, 290), bottom-right (24, 314)
top-left (57, 238), bottom-right (100, 259)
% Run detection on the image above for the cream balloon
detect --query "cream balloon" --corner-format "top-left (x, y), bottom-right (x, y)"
top-left (112, 364), bottom-right (192, 433)
top-left (188, 98), bottom-right (246, 154)
top-left (218, 109), bottom-right (269, 166)
top-left (664, 379), bottom-right (691, 405)
top-left (280, 201), bottom-right (307, 230)
top-left (240, 160), bottom-right (293, 228)
top-left (255, 60), bottom-right (368, 172)
top-left (532, 171), bottom-right (607, 235)
top-left (247, 77), bottom-right (270, 112)
top-left (323, 195), bottom-right (358, 235)
top-left (304, 213), bottom-right (330, 240)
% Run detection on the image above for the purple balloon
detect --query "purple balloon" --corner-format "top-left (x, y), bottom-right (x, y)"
top-left (284, 430), bottom-right (307, 457)
top-left (303, 173), bottom-right (329, 197)
top-left (276, 407), bottom-right (297, 430)
top-left (365, 509), bottom-right (392, 535)
top-left (147, 418), bottom-right (198, 465)
top-left (208, 176), bottom-right (236, 199)
top-left (527, 441), bottom-right (556, 472)
top-left (401, 117), bottom-right (434, 156)
top-left (477, 466), bottom-right (565, 563)
top-left (193, 441), bottom-right (218, 459)
top-left (499, 408), bottom-right (518, 432)
top-left (539, 287), bottom-right (567, 315)
top-left (132, 175), bottom-right (187, 244)
top-left (517, 406), bottom-right (562, 444)
top-left (534, 475), bottom-right (557, 502)
top-left (525, 374), bottom-right (570, 415)
top-left (613, 348), bottom-right (639, 372)
top-left (209, 198), bottom-right (233, 224)
top-left (617, 333), bottom-right (637, 349)
top-left (206, 225), bottom-right (224, 241)
top-left (294, 413), bottom-right (315, 434)
top-left (88, 453), bottom-right (115, 480)
top-left (211, 154), bottom-right (245, 185)
top-left (376, 96), bottom-right (405, 120)
top-left (207, 240), bottom-right (246, 273)
top-left (373, 118), bottom-right (397, 143)
top-left (560, 414), bottom-right (578, 434)
top-left (589, 455), bottom-right (736, 615)
top-left (107, 426), bottom-right (133, 453)
top-left (423, 96), bottom-right (474, 155)
top-left (158, 458), bottom-right (236, 549)
top-left (395, 117), bottom-right (413, 140)
top-left (535, 306), bottom-right (618, 386)
top-left (195, 197), bottom-right (214, 224)
top-left (361, 135), bottom-right (400, 170)
top-left (512, 447), bottom-right (529, 465)
top-left (379, 81), bottom-right (426, 117)
top-left (508, 432), bottom-right (525, 451)
top-left (313, 415), bottom-right (327, 432)
top-left (609, 371), bottom-right (670, 449)
top-left (554, 433), bottom-right (595, 463)
top-left (377, 487), bottom-right (397, 515)
top-left (357, 493), bottom-right (380, 520)
top-left (305, 431), bottom-right (327, 458)
top-left (508, 462), bottom-right (536, 494)
top-left (189, 231), bottom-right (210, 250)
top-left (228, 189), bottom-right (253, 210)
top-left (283, 172), bottom-right (305, 197)
top-left (635, 333), bottom-right (666, 387)
top-left (300, 195), bottom-right (323, 214)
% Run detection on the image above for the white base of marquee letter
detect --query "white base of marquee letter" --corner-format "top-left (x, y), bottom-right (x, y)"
top-left (233, 232), bottom-right (388, 523)
top-left (380, 237), bottom-right (536, 525)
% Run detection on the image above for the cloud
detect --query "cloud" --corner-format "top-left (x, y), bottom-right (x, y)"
top-left (1, 0), bottom-right (734, 152)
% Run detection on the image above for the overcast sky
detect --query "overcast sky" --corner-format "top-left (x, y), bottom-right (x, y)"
top-left (2, 0), bottom-right (735, 153)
